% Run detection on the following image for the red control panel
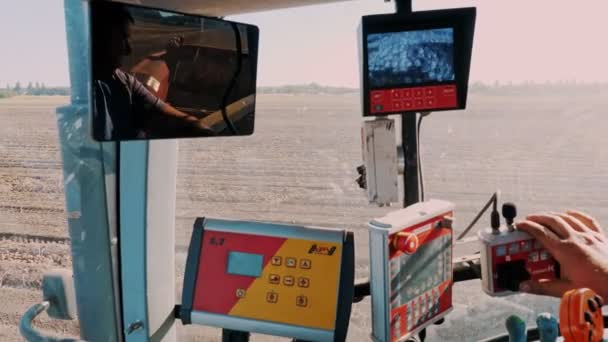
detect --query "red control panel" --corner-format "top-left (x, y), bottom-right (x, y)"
top-left (370, 84), bottom-right (458, 114)
top-left (490, 238), bottom-right (558, 292)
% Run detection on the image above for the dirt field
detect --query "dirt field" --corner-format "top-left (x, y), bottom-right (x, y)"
top-left (1, 91), bottom-right (608, 340)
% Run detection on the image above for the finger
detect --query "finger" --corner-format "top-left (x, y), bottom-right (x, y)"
top-left (516, 220), bottom-right (561, 249)
top-left (519, 279), bottom-right (576, 298)
top-left (566, 210), bottom-right (602, 233)
top-left (554, 213), bottom-right (591, 233)
top-left (526, 214), bottom-right (573, 239)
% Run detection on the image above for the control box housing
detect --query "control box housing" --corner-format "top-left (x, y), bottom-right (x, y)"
top-left (180, 218), bottom-right (354, 342)
top-left (478, 228), bottom-right (560, 296)
top-left (369, 199), bottom-right (454, 342)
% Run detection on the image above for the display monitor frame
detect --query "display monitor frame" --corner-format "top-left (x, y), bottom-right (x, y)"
top-left (359, 8), bottom-right (476, 117)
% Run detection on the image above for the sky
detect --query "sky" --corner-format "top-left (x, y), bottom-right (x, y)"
top-left (1, 0), bottom-right (608, 87)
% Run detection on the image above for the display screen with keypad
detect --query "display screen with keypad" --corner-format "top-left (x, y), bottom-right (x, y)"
top-left (359, 8), bottom-right (476, 116)
top-left (188, 228), bottom-right (343, 330)
top-left (181, 218), bottom-right (354, 342)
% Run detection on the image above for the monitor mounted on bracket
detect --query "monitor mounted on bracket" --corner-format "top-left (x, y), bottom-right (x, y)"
top-left (359, 8), bottom-right (476, 116)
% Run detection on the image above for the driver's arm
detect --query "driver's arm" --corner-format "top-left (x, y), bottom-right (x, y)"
top-left (128, 74), bottom-right (214, 136)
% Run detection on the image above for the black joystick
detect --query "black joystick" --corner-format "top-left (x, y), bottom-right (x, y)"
top-left (502, 203), bottom-right (517, 231)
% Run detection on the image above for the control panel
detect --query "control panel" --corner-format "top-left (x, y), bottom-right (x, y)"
top-left (478, 203), bottom-right (560, 296)
top-left (180, 218), bottom-right (354, 342)
top-left (369, 199), bottom-right (454, 342)
top-left (370, 85), bottom-right (457, 115)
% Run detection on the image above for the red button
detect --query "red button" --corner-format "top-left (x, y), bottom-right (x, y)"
top-left (372, 91), bottom-right (384, 101)
top-left (403, 90), bottom-right (412, 98)
top-left (415, 99), bottom-right (424, 107)
top-left (442, 86), bottom-right (455, 95)
top-left (425, 88), bottom-right (434, 96)
top-left (392, 90), bottom-right (401, 99)
top-left (414, 89), bottom-right (423, 97)
top-left (404, 101), bottom-right (412, 108)
top-left (426, 99), bottom-right (435, 107)
top-left (393, 101), bottom-right (402, 110)
top-left (393, 232), bottom-right (419, 254)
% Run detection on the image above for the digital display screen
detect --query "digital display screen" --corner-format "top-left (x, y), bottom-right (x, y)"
top-left (227, 251), bottom-right (264, 277)
top-left (390, 234), bottom-right (450, 306)
top-left (367, 28), bottom-right (455, 88)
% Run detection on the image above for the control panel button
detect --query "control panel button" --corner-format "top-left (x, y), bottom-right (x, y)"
top-left (236, 288), bottom-right (246, 298)
top-left (594, 294), bottom-right (604, 307)
top-left (269, 274), bottom-right (280, 284)
top-left (426, 88), bottom-right (434, 96)
top-left (266, 291), bottom-right (278, 303)
top-left (528, 251), bottom-right (539, 262)
top-left (297, 277), bottom-right (310, 288)
top-left (372, 91), bottom-right (384, 101)
top-left (393, 232), bottom-right (419, 254)
top-left (393, 101), bottom-right (402, 110)
top-left (286, 257), bottom-right (297, 268)
top-left (509, 243), bottom-right (520, 255)
top-left (404, 90), bottom-right (412, 98)
top-left (415, 99), bottom-right (423, 107)
top-left (414, 89), bottom-right (423, 97)
top-left (271, 256), bottom-right (282, 266)
top-left (283, 276), bottom-right (295, 286)
top-left (540, 250), bottom-right (550, 261)
top-left (404, 100), bottom-right (412, 108)
top-left (300, 259), bottom-right (312, 269)
top-left (392, 90), bottom-right (401, 98)
top-left (296, 295), bottom-right (308, 307)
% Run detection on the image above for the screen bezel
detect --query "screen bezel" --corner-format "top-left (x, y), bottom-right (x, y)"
top-left (360, 8), bottom-right (476, 117)
top-left (88, 1), bottom-right (260, 141)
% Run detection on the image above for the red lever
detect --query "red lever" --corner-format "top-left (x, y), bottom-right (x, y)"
top-left (393, 232), bottom-right (419, 254)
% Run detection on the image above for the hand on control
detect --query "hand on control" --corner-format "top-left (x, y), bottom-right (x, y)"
top-left (516, 210), bottom-right (608, 299)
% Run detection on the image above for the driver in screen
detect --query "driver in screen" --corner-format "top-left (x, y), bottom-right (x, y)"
top-left (516, 210), bottom-right (608, 300)
top-left (91, 2), bottom-right (214, 140)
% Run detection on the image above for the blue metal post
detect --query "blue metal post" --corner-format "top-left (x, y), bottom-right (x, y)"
top-left (57, 0), bottom-right (122, 340)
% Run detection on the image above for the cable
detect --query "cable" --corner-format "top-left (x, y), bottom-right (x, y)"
top-left (221, 22), bottom-right (242, 135)
top-left (456, 191), bottom-right (500, 241)
top-left (416, 112), bottom-right (431, 201)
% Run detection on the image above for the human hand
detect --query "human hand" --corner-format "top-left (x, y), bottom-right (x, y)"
top-left (516, 211), bottom-right (608, 300)
top-left (188, 118), bottom-right (216, 136)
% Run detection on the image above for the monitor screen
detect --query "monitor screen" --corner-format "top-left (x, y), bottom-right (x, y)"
top-left (226, 251), bottom-right (263, 277)
top-left (367, 28), bottom-right (455, 89)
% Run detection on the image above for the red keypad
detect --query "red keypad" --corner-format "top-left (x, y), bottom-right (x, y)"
top-left (370, 85), bottom-right (458, 114)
